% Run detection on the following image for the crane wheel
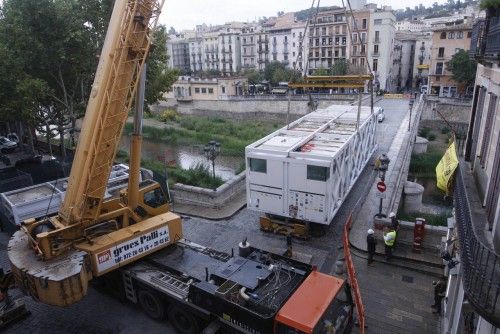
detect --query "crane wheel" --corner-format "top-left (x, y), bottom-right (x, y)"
top-left (138, 289), bottom-right (166, 320)
top-left (168, 305), bottom-right (199, 334)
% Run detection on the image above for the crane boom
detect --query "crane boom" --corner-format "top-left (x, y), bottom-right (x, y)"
top-left (60, 0), bottom-right (162, 225)
top-left (8, 0), bottom-right (183, 307)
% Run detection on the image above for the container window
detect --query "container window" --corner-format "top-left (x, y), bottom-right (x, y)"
top-left (307, 165), bottom-right (329, 181)
top-left (249, 158), bottom-right (267, 173)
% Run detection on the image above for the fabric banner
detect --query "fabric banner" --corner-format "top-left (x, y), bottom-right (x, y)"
top-left (436, 141), bottom-right (459, 195)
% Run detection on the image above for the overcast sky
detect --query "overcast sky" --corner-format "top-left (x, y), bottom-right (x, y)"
top-left (160, 0), bottom-right (448, 31)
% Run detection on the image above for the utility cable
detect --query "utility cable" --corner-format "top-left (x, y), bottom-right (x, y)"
top-left (286, 0), bottom-right (321, 129)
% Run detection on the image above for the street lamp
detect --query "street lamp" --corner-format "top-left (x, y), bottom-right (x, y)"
top-left (204, 140), bottom-right (221, 181)
top-left (408, 98), bottom-right (415, 132)
top-left (376, 153), bottom-right (390, 218)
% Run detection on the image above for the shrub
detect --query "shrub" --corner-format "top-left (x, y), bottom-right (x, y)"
top-left (397, 211), bottom-right (450, 226)
top-left (441, 127), bottom-right (450, 134)
top-left (170, 162), bottom-right (224, 189)
top-left (157, 109), bottom-right (178, 122)
top-left (409, 151), bottom-right (442, 178)
top-left (428, 133), bottom-right (436, 141)
top-left (418, 127), bottom-right (431, 138)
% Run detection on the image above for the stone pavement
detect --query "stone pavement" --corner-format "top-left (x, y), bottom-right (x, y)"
top-left (350, 250), bottom-right (441, 334)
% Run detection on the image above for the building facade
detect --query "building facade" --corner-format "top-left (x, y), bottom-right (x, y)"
top-left (442, 8), bottom-right (500, 333)
top-left (307, 8), bottom-right (349, 74)
top-left (366, 5), bottom-right (396, 91)
top-left (428, 21), bottom-right (473, 97)
top-left (413, 30), bottom-right (433, 90)
top-left (171, 76), bottom-right (247, 101)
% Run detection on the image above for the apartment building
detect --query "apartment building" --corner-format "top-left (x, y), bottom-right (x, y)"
top-left (442, 8), bottom-right (500, 333)
top-left (428, 21), bottom-right (472, 97)
top-left (202, 31), bottom-right (220, 72)
top-left (350, 8), bottom-right (370, 73)
top-left (218, 27), bottom-right (242, 76)
top-left (366, 5), bottom-right (396, 91)
top-left (167, 36), bottom-right (191, 74)
top-left (307, 8), bottom-right (349, 74)
top-left (188, 36), bottom-right (204, 73)
top-left (413, 30), bottom-right (432, 89)
top-left (241, 26), bottom-right (258, 70)
top-left (390, 32), bottom-right (416, 92)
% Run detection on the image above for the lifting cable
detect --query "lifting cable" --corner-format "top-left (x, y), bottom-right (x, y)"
top-left (286, 0), bottom-right (321, 129)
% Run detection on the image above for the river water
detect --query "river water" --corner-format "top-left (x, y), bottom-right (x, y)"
top-left (120, 135), bottom-right (243, 180)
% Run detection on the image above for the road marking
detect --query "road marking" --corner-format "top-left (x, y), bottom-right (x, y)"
top-left (393, 308), bottom-right (424, 322)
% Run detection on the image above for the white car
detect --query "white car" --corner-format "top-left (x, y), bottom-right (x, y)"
top-left (375, 107), bottom-right (384, 115)
top-left (0, 136), bottom-right (18, 152)
top-left (377, 112), bottom-right (385, 123)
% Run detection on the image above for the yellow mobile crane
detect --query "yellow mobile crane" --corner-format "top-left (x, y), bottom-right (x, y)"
top-left (8, 0), bottom-right (182, 306)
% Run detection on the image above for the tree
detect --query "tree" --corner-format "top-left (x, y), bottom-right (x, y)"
top-left (446, 49), bottom-right (477, 92)
top-left (332, 59), bottom-right (349, 75)
top-left (312, 67), bottom-right (331, 76)
top-left (241, 69), bottom-right (262, 84)
top-left (144, 25), bottom-right (179, 113)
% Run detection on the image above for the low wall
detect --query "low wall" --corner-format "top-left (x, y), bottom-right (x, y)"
top-left (375, 217), bottom-right (447, 251)
top-left (152, 96), bottom-right (355, 121)
top-left (422, 96), bottom-right (472, 124)
top-left (171, 172), bottom-right (246, 209)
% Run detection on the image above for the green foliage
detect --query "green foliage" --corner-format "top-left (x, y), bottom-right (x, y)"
top-left (312, 67), bottom-right (331, 76)
top-left (397, 211), bottom-right (449, 226)
top-left (145, 25), bottom-right (179, 112)
top-left (157, 109), bottom-right (179, 122)
top-left (169, 162), bottom-right (224, 189)
top-left (134, 115), bottom-right (276, 157)
top-left (418, 127), bottom-right (432, 138)
top-left (332, 59), bottom-right (349, 76)
top-left (241, 69), bottom-right (262, 84)
top-left (441, 127), bottom-right (451, 134)
top-left (409, 151), bottom-right (443, 178)
top-left (480, 0), bottom-right (500, 10)
top-left (446, 50), bottom-right (477, 88)
top-left (294, 6), bottom-right (342, 21)
top-left (263, 61), bottom-right (301, 86)
top-left (428, 133), bottom-right (436, 141)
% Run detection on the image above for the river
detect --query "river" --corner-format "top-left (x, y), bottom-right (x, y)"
top-left (120, 135), bottom-right (243, 180)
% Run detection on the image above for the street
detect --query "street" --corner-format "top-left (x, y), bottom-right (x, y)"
top-left (0, 98), bottom-right (439, 334)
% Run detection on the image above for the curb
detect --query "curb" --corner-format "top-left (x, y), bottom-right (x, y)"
top-left (173, 203), bottom-right (247, 221)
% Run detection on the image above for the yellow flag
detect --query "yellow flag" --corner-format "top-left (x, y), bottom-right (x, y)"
top-left (436, 141), bottom-right (459, 195)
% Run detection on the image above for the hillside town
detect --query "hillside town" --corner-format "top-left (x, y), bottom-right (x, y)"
top-left (166, 0), bottom-right (481, 97)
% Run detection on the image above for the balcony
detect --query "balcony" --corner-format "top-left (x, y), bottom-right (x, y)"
top-left (221, 48), bottom-right (232, 54)
top-left (454, 164), bottom-right (500, 326)
top-left (372, 51), bottom-right (380, 57)
top-left (470, 9), bottom-right (500, 62)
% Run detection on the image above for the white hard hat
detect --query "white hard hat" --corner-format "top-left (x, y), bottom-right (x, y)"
top-left (389, 212), bottom-right (396, 218)
top-left (367, 229), bottom-right (374, 234)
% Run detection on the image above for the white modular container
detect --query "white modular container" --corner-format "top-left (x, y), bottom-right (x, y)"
top-left (245, 104), bottom-right (377, 225)
top-left (0, 164), bottom-right (139, 226)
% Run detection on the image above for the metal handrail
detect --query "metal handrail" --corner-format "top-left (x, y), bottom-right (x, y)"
top-left (454, 165), bottom-right (500, 326)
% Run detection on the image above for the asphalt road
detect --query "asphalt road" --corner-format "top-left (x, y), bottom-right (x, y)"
top-left (2, 98), bottom-right (411, 334)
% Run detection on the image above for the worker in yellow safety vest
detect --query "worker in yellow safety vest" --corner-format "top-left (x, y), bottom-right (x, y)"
top-left (383, 227), bottom-right (396, 260)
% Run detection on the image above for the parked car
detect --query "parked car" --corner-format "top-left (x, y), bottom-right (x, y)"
top-left (0, 136), bottom-right (18, 153)
top-left (420, 85), bottom-right (428, 94)
top-left (377, 112), bottom-right (385, 123)
top-left (375, 107), bottom-right (384, 115)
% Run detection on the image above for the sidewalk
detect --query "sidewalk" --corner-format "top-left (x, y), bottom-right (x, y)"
top-left (348, 98), bottom-right (444, 271)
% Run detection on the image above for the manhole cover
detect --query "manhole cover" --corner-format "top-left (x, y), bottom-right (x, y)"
top-left (402, 275), bottom-right (414, 283)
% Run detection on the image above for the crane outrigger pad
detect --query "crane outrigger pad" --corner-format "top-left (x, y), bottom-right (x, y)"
top-left (8, 231), bottom-right (91, 307)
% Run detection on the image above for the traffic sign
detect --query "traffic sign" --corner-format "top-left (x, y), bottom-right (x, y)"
top-left (377, 181), bottom-right (386, 192)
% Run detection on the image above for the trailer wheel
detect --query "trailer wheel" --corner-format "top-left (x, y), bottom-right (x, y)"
top-left (168, 305), bottom-right (199, 334)
top-left (138, 289), bottom-right (166, 320)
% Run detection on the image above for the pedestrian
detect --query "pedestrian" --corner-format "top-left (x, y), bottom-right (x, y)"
top-left (383, 227), bottom-right (396, 260)
top-left (367, 229), bottom-right (376, 265)
top-left (388, 212), bottom-right (400, 232)
top-left (431, 278), bottom-right (447, 314)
